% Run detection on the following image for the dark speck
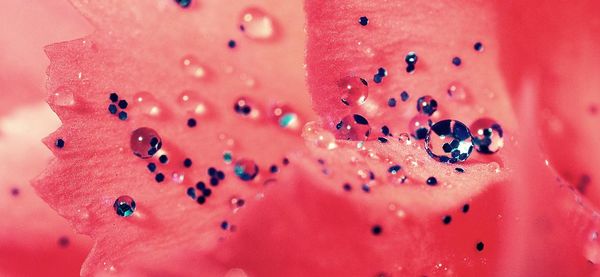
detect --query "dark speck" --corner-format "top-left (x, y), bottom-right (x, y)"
top-left (216, 171), bottom-right (225, 180)
top-left (174, 0), bottom-right (191, 8)
top-left (118, 111), bottom-right (128, 121)
top-left (455, 167), bottom-right (465, 173)
top-left (159, 155), bottom-right (168, 164)
top-left (462, 204), bottom-right (470, 213)
top-left (58, 236), bottom-right (70, 247)
top-left (343, 183), bottom-right (352, 191)
top-left (118, 100), bottom-right (128, 109)
top-left (353, 114), bottom-right (369, 125)
top-left (147, 163), bottom-right (157, 172)
top-left (452, 57), bottom-right (462, 66)
top-left (387, 98), bottom-right (397, 107)
top-left (362, 184), bottom-right (371, 193)
top-left (108, 104), bottom-right (117, 114)
top-left (371, 225), bottom-right (382, 235)
top-left (208, 167), bottom-right (217, 176)
top-left (155, 173), bottom-right (165, 183)
top-left (196, 181), bottom-right (206, 190)
top-left (197, 196), bottom-right (206, 204)
top-left (184, 158), bottom-right (193, 168)
top-left (109, 93), bottom-right (119, 102)
top-left (10, 187), bottom-right (20, 196)
top-left (220, 221), bottom-right (229, 230)
top-left (270, 165), bottom-right (279, 173)
top-left (474, 42), bottom-right (484, 52)
top-left (210, 177), bottom-right (219, 186)
top-left (228, 40), bottom-right (237, 48)
top-left (476, 241), bottom-right (485, 251)
top-left (400, 91), bottom-right (409, 101)
top-left (186, 187), bottom-right (196, 199)
top-left (187, 118), bottom-right (197, 128)
top-left (381, 126), bottom-right (390, 136)
top-left (442, 215), bottom-right (452, 224)
top-left (359, 16), bottom-right (369, 26)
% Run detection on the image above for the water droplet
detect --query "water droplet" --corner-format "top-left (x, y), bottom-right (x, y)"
top-left (302, 122), bottom-right (338, 150)
top-left (234, 159), bottom-right (259, 181)
top-left (425, 120), bottom-right (474, 163)
top-left (225, 268), bottom-right (248, 277)
top-left (133, 91), bottom-right (162, 117)
top-left (447, 82), bottom-right (469, 101)
top-left (339, 76), bottom-right (368, 106)
top-left (239, 8), bottom-right (276, 40)
top-left (180, 55), bottom-right (207, 79)
top-left (409, 115), bottom-right (432, 140)
top-left (130, 127), bottom-right (162, 159)
top-left (113, 195), bottom-right (136, 217)
top-left (49, 86), bottom-right (75, 106)
top-left (234, 97), bottom-right (260, 119)
top-left (416, 95), bottom-right (438, 116)
top-left (171, 172), bottom-right (185, 184)
top-left (585, 231), bottom-right (600, 264)
top-left (335, 114), bottom-right (371, 141)
top-left (270, 104), bottom-right (300, 130)
top-left (230, 196), bottom-right (245, 213)
top-left (470, 118), bottom-right (504, 154)
top-left (177, 90), bottom-right (207, 115)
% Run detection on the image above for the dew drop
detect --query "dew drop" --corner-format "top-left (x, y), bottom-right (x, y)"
top-left (425, 120), bottom-right (474, 163)
top-left (270, 104), bottom-right (300, 130)
top-left (113, 195), bottom-right (136, 217)
top-left (234, 159), bottom-right (259, 181)
top-left (133, 91), bottom-right (162, 117)
top-left (339, 76), bottom-right (368, 106)
top-left (239, 7), bottom-right (276, 40)
top-left (447, 82), bottom-right (469, 101)
top-left (585, 231), bottom-right (600, 264)
top-left (302, 121), bottom-right (338, 150)
top-left (335, 114), bottom-right (371, 141)
top-left (130, 127), bottom-right (162, 159)
top-left (49, 86), bottom-right (75, 106)
top-left (470, 118), bottom-right (504, 154)
top-left (234, 97), bottom-right (261, 119)
top-left (230, 196), bottom-right (246, 213)
top-left (171, 172), bottom-right (185, 184)
top-left (180, 55), bottom-right (207, 79)
top-left (409, 115), bottom-right (432, 140)
top-left (416, 95), bottom-right (438, 116)
top-left (177, 90), bottom-right (208, 115)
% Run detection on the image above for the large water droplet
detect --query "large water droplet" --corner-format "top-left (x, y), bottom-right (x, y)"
top-left (130, 127), bottom-right (162, 159)
top-left (335, 114), bottom-right (371, 141)
top-left (409, 114), bottom-right (432, 140)
top-left (234, 159), bottom-right (259, 181)
top-left (270, 104), bottom-right (300, 130)
top-left (180, 55), bottom-right (207, 79)
top-left (416, 95), bottom-right (438, 116)
top-left (114, 195), bottom-right (136, 217)
top-left (49, 86), bottom-right (75, 106)
top-left (425, 120), bottom-right (474, 163)
top-left (339, 76), bottom-right (368, 106)
top-left (470, 118), bottom-right (504, 154)
top-left (133, 91), bottom-right (162, 117)
top-left (177, 90), bottom-right (208, 115)
top-left (239, 7), bottom-right (276, 40)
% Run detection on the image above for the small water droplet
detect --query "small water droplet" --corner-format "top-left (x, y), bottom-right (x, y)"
top-left (130, 127), bottom-right (162, 159)
top-left (133, 91), bottom-right (162, 117)
top-left (270, 104), bottom-right (300, 130)
top-left (49, 86), bottom-right (75, 106)
top-left (171, 172), bottom-right (185, 184)
top-left (425, 120), bottom-right (474, 163)
top-left (339, 76), bottom-right (368, 106)
top-left (416, 95), bottom-right (438, 116)
top-left (447, 82), bottom-right (469, 101)
top-left (409, 115), bottom-right (432, 140)
top-left (234, 97), bottom-right (261, 119)
top-left (234, 159), bottom-right (259, 181)
top-left (335, 114), bottom-right (371, 141)
top-left (239, 7), bottom-right (276, 40)
top-left (470, 118), bottom-right (504, 154)
top-left (180, 55), bottom-right (207, 79)
top-left (230, 196), bottom-right (245, 213)
top-left (114, 195), bottom-right (136, 217)
top-left (302, 122), bottom-right (338, 150)
top-left (177, 90), bottom-right (207, 115)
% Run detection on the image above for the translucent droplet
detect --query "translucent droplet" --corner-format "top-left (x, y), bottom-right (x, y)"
top-left (302, 122), bottom-right (338, 150)
top-left (130, 127), bottom-right (162, 159)
top-left (234, 159), bottom-right (259, 181)
top-left (425, 120), bottom-right (474, 163)
top-left (409, 115), bottom-right (432, 140)
top-left (225, 268), bottom-right (248, 277)
top-left (171, 172), bottom-right (185, 184)
top-left (447, 82), bottom-right (469, 101)
top-left (234, 97), bottom-right (260, 119)
top-left (49, 86), bottom-right (75, 106)
top-left (239, 7), bottom-right (276, 40)
top-left (113, 195), bottom-right (136, 217)
top-left (230, 196), bottom-right (245, 212)
top-left (470, 118), bottom-right (504, 154)
top-left (335, 114), bottom-right (371, 141)
top-left (416, 95), bottom-right (438, 116)
top-left (180, 55), bottom-right (207, 79)
top-left (133, 91), bottom-right (162, 117)
top-left (339, 76), bottom-right (368, 106)
top-left (177, 90), bottom-right (207, 115)
top-left (585, 231), bottom-right (600, 264)
top-left (270, 104), bottom-right (300, 130)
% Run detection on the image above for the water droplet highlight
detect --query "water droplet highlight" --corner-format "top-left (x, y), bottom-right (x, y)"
top-left (133, 91), bottom-right (162, 117)
top-left (447, 82), bottom-right (469, 101)
top-left (180, 55), bottom-right (207, 79)
top-left (425, 120), bottom-right (474, 163)
top-left (470, 118), bottom-right (504, 154)
top-left (234, 97), bottom-right (260, 119)
top-left (114, 195), bottom-right (136, 217)
top-left (49, 86), bottom-right (75, 106)
top-left (270, 104), bottom-right (300, 130)
top-left (239, 7), bottom-right (276, 40)
top-left (130, 127), bottom-right (162, 159)
top-left (339, 76), bottom-right (368, 106)
top-left (177, 90), bottom-right (207, 115)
